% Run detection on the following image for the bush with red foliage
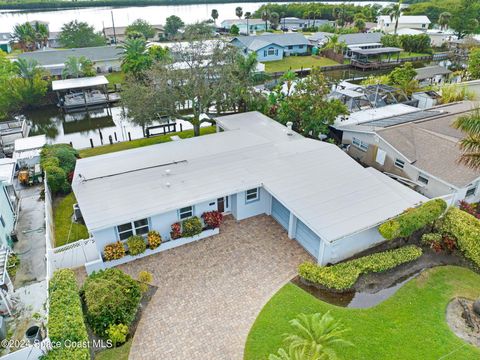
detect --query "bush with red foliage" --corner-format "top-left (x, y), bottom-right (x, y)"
top-left (442, 235), bottom-right (457, 253)
top-left (458, 200), bottom-right (480, 219)
top-left (170, 222), bottom-right (182, 240)
top-left (202, 211), bottom-right (224, 229)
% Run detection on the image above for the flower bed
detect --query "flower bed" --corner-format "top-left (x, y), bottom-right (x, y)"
top-left (298, 245), bottom-right (423, 292)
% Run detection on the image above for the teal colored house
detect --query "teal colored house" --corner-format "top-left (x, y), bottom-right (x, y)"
top-left (221, 19), bottom-right (268, 35)
top-left (231, 33), bottom-right (310, 62)
top-left (0, 181), bottom-right (17, 249)
top-left (0, 33), bottom-right (12, 54)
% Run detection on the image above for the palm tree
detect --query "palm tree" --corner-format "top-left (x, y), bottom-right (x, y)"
top-left (235, 6), bottom-right (243, 20)
top-left (211, 9), bottom-right (219, 25)
top-left (14, 58), bottom-right (41, 80)
top-left (32, 21), bottom-right (49, 49)
top-left (453, 109), bottom-right (480, 170)
top-left (119, 38), bottom-right (152, 78)
top-left (269, 12), bottom-right (280, 30)
top-left (438, 12), bottom-right (451, 31)
top-left (244, 12), bottom-right (251, 35)
top-left (262, 11), bottom-right (270, 31)
top-left (283, 312), bottom-right (352, 359)
top-left (386, 0), bottom-right (402, 35)
top-left (324, 34), bottom-right (347, 54)
top-left (62, 56), bottom-right (83, 78)
top-left (11, 23), bottom-right (35, 51)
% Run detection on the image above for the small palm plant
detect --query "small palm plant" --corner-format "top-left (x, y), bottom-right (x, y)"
top-left (453, 108), bottom-right (480, 170)
top-left (270, 312), bottom-right (352, 360)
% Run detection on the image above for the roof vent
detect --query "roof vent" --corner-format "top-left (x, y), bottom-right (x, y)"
top-left (286, 122), bottom-right (293, 136)
top-left (165, 182), bottom-right (171, 188)
top-left (165, 169), bottom-right (171, 175)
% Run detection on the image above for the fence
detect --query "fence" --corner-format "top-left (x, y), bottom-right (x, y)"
top-left (44, 177), bottom-right (101, 280)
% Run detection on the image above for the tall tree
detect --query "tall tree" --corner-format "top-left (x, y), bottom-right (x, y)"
top-left (11, 58), bottom-right (48, 108)
top-left (468, 48), bottom-right (480, 80)
top-left (387, 0), bottom-right (403, 35)
top-left (270, 312), bottom-right (352, 360)
top-left (269, 12), bottom-right (280, 30)
top-left (0, 51), bottom-right (18, 120)
top-left (453, 109), bottom-right (480, 170)
top-left (32, 21), bottom-right (49, 48)
top-left (125, 19), bottom-right (155, 40)
top-left (119, 38), bottom-right (152, 79)
top-left (11, 23), bottom-right (36, 51)
top-left (164, 15), bottom-right (184, 39)
top-left (262, 11), bottom-right (270, 31)
top-left (438, 12), bottom-right (451, 31)
top-left (211, 9), bottom-right (219, 25)
top-left (122, 39), bottom-right (244, 137)
top-left (449, 0), bottom-right (480, 39)
top-left (58, 20), bottom-right (106, 48)
top-left (244, 12), bottom-right (252, 35)
top-left (235, 6), bottom-right (243, 20)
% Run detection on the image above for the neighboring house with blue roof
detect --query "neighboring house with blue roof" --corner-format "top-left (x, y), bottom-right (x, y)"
top-left (231, 33), bottom-right (310, 62)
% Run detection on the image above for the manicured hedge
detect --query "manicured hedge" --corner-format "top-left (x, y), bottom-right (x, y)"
top-left (298, 245), bottom-right (423, 291)
top-left (41, 144), bottom-right (79, 194)
top-left (379, 199), bottom-right (447, 240)
top-left (44, 269), bottom-right (89, 359)
top-left (82, 268), bottom-right (141, 337)
top-left (440, 207), bottom-right (480, 267)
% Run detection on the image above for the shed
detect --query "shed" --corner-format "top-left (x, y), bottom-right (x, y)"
top-left (13, 135), bottom-right (46, 168)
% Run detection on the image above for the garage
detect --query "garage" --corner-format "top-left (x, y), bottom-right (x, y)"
top-left (295, 220), bottom-right (321, 259)
top-left (271, 197), bottom-right (290, 231)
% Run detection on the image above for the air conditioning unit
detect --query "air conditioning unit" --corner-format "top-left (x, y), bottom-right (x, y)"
top-left (73, 203), bottom-right (83, 222)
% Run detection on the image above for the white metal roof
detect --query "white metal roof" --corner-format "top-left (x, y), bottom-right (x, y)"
top-left (14, 135), bottom-right (46, 152)
top-left (334, 104), bottom-right (419, 127)
top-left (0, 158), bottom-right (16, 185)
top-left (73, 112), bottom-right (427, 243)
top-left (52, 76), bottom-right (109, 91)
top-left (378, 15), bottom-right (431, 25)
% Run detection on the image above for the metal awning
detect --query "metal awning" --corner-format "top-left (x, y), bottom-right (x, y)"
top-left (52, 76), bottom-right (109, 91)
top-left (351, 47), bottom-right (402, 55)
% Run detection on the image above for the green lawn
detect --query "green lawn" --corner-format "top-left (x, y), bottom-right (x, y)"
top-left (95, 340), bottom-right (132, 360)
top-left (245, 266), bottom-right (480, 360)
top-left (105, 71), bottom-right (126, 90)
top-left (54, 193), bottom-right (89, 247)
top-left (264, 56), bottom-right (340, 73)
top-left (399, 52), bottom-right (432, 59)
top-left (79, 126), bottom-right (216, 158)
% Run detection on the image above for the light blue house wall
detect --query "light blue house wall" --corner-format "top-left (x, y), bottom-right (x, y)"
top-left (284, 44), bottom-right (309, 56)
top-left (256, 44), bottom-right (284, 62)
top-left (0, 182), bottom-right (16, 249)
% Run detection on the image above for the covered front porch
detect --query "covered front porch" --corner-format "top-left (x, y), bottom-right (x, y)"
top-left (350, 47), bottom-right (402, 70)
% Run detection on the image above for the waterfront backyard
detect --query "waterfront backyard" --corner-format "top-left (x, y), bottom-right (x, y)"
top-left (244, 266), bottom-right (480, 360)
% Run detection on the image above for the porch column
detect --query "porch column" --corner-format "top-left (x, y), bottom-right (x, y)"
top-left (287, 213), bottom-right (296, 239)
top-left (265, 193), bottom-right (272, 216)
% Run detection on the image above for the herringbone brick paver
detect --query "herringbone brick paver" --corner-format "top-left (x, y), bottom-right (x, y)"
top-left (118, 215), bottom-right (312, 360)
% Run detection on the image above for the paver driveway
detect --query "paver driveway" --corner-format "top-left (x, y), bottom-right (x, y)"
top-left (118, 215), bottom-right (312, 360)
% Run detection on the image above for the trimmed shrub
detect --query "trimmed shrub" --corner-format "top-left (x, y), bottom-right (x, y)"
top-left (147, 230), bottom-right (162, 249)
top-left (106, 323), bottom-right (129, 347)
top-left (202, 211), bottom-right (223, 229)
top-left (379, 199), bottom-right (447, 240)
top-left (298, 245), bottom-right (423, 291)
top-left (170, 222), bottom-right (182, 240)
top-left (127, 235), bottom-right (146, 256)
top-left (440, 207), bottom-right (480, 267)
top-left (45, 166), bottom-right (68, 194)
top-left (182, 216), bottom-right (202, 237)
top-left (421, 233), bottom-right (443, 245)
top-left (103, 241), bottom-right (126, 261)
top-left (45, 269), bottom-right (89, 360)
top-left (41, 144), bottom-right (79, 194)
top-left (138, 270), bottom-right (153, 293)
top-left (82, 268), bottom-right (141, 337)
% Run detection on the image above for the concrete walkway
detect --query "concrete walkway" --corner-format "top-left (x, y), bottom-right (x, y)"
top-left (13, 185), bottom-right (46, 287)
top-left (118, 215), bottom-right (312, 360)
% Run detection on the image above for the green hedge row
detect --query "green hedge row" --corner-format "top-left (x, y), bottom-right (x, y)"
top-left (379, 199), bottom-right (447, 240)
top-left (298, 245), bottom-right (423, 291)
top-left (440, 207), bottom-right (480, 267)
top-left (43, 269), bottom-right (89, 359)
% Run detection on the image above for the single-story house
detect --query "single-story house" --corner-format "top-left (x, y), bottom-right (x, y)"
top-left (73, 111), bottom-right (426, 270)
top-left (103, 24), bottom-right (165, 43)
top-left (279, 17), bottom-right (331, 31)
top-left (415, 65), bottom-right (451, 85)
top-left (17, 46), bottom-right (124, 76)
top-left (0, 33), bottom-right (12, 54)
top-left (231, 33), bottom-right (310, 62)
top-left (47, 31), bottom-right (61, 48)
top-left (337, 101), bottom-right (480, 204)
top-left (377, 15), bottom-right (431, 33)
top-left (221, 19), bottom-right (268, 34)
top-left (309, 32), bottom-right (383, 57)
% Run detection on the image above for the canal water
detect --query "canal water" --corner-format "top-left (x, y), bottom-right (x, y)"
top-left (0, 1), bottom-right (398, 32)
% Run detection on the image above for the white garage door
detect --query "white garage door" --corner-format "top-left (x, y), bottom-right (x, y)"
top-left (271, 197), bottom-right (289, 231)
top-left (295, 220), bottom-right (321, 259)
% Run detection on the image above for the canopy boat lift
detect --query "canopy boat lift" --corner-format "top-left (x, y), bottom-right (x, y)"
top-left (52, 76), bottom-right (121, 113)
top-left (350, 47), bottom-right (403, 70)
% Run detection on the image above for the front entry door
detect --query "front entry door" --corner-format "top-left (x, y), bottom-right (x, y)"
top-left (217, 197), bottom-right (225, 213)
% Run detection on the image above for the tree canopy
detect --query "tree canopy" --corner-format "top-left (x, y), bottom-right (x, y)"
top-left (58, 20), bottom-right (106, 48)
top-left (164, 15), bottom-right (184, 39)
top-left (125, 19), bottom-right (155, 40)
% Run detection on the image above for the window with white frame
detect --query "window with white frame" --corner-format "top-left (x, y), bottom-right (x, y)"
top-left (394, 158), bottom-right (405, 169)
top-left (466, 186), bottom-right (477, 198)
top-left (267, 47), bottom-right (275, 56)
top-left (246, 188), bottom-right (259, 203)
top-left (417, 173), bottom-right (429, 185)
top-left (179, 206), bottom-right (193, 220)
top-left (117, 218), bottom-right (149, 241)
top-left (352, 137), bottom-right (368, 152)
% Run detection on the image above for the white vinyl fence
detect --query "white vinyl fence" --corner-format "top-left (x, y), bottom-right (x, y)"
top-left (44, 177), bottom-right (100, 279)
